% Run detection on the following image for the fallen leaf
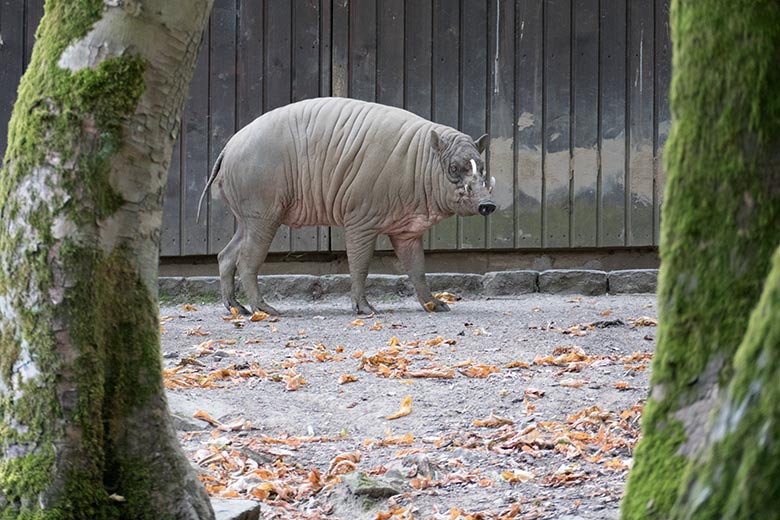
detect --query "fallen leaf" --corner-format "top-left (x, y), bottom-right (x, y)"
top-left (245, 339), bottom-right (264, 344)
top-left (349, 319), bottom-right (365, 327)
top-left (250, 311), bottom-right (270, 322)
top-left (473, 412), bottom-right (514, 428)
top-left (388, 337), bottom-right (401, 347)
top-left (433, 291), bottom-right (458, 303)
top-left (405, 367), bottom-right (455, 379)
top-left (524, 388), bottom-right (544, 399)
top-left (501, 470), bottom-right (534, 483)
top-left (339, 374), bottom-right (358, 384)
top-left (559, 378), bottom-right (588, 388)
top-left (614, 382), bottom-right (630, 390)
top-left (461, 363), bottom-right (500, 378)
top-left (186, 325), bottom-right (210, 337)
top-left (630, 316), bottom-right (658, 327)
top-left (505, 361), bottom-right (531, 369)
top-left (182, 304), bottom-right (198, 312)
top-left (524, 397), bottom-right (536, 416)
top-left (370, 322), bottom-right (383, 331)
top-left (423, 301), bottom-right (436, 312)
top-left (283, 370), bottom-right (307, 391)
top-left (386, 395), bottom-right (413, 420)
top-left (193, 409), bottom-right (221, 427)
top-left (566, 297), bottom-right (583, 303)
top-left (600, 309), bottom-right (613, 316)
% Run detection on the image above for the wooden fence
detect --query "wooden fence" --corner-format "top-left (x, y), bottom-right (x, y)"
top-left (0, 0), bottom-right (671, 257)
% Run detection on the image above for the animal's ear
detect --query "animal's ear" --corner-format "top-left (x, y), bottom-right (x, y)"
top-left (475, 134), bottom-right (489, 154)
top-left (430, 130), bottom-right (448, 154)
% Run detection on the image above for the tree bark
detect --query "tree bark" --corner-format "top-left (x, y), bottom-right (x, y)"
top-left (622, 1), bottom-right (780, 518)
top-left (0, 1), bottom-right (214, 518)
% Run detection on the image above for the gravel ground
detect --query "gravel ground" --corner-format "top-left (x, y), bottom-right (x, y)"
top-left (161, 292), bottom-right (656, 520)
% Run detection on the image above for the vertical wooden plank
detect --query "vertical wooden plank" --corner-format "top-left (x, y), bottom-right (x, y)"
top-left (24, 0), bottom-right (44, 68)
top-left (404, 0), bottom-right (432, 119)
top-left (208, 0), bottom-right (237, 255)
top-left (430, 0), bottom-right (460, 250)
top-left (237, 0), bottom-right (264, 128)
top-left (487, 0), bottom-right (515, 249)
top-left (161, 137), bottom-right (182, 256)
top-left (459, 0), bottom-right (488, 249)
top-left (543, 0), bottom-right (570, 248)
top-left (627, 0), bottom-right (654, 246)
top-left (598, 0), bottom-right (626, 246)
top-left (0, 0), bottom-right (25, 167)
top-left (571, 0), bottom-right (599, 246)
top-left (329, 0), bottom-right (349, 251)
top-left (266, 0), bottom-right (292, 252)
top-left (654, 0), bottom-right (671, 245)
top-left (320, 0), bottom-right (332, 98)
top-left (291, 0), bottom-right (324, 252)
top-left (350, 0), bottom-right (377, 102)
top-left (318, 0), bottom-right (332, 252)
top-left (377, 0), bottom-right (404, 108)
top-left (514, 0), bottom-right (543, 247)
top-left (181, 24), bottom-right (210, 255)
top-left (331, 0), bottom-right (349, 98)
top-left (404, 0), bottom-right (433, 251)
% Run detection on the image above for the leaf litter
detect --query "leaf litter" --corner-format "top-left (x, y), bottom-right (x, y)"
top-left (161, 293), bottom-right (656, 519)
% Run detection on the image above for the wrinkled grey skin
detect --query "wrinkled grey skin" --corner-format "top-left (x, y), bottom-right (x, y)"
top-left (198, 97), bottom-right (496, 315)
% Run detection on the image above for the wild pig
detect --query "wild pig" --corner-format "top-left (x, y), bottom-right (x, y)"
top-left (197, 97), bottom-right (496, 315)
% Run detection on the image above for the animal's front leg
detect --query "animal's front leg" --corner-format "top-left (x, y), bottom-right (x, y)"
top-left (389, 235), bottom-right (449, 312)
top-left (345, 228), bottom-right (379, 314)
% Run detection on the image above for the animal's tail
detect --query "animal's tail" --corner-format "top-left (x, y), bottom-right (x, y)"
top-left (196, 148), bottom-right (226, 224)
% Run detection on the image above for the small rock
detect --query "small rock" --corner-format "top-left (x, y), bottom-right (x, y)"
top-left (342, 471), bottom-right (403, 498)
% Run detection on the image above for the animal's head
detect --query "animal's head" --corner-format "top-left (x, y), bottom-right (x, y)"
top-left (430, 130), bottom-right (496, 217)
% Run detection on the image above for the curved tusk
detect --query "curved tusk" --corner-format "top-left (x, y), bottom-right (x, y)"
top-left (470, 159), bottom-right (478, 177)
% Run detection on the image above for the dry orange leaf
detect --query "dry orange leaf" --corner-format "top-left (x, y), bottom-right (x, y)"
top-left (473, 412), bottom-right (514, 428)
top-left (614, 382), bottom-right (630, 390)
top-left (505, 360), bottom-right (531, 369)
top-left (182, 304), bottom-right (198, 312)
top-left (193, 409), bottom-right (221, 427)
top-left (187, 325), bottom-right (210, 337)
top-left (600, 309), bottom-right (613, 316)
top-left (524, 397), bottom-right (536, 416)
top-left (370, 322), bottom-right (383, 331)
top-left (423, 301), bottom-right (436, 312)
top-left (433, 291), bottom-right (458, 303)
top-left (349, 319), bottom-right (365, 327)
top-left (386, 395), bottom-right (413, 420)
top-left (405, 367), bottom-right (455, 379)
top-left (501, 470), bottom-right (534, 483)
top-left (250, 311), bottom-right (270, 322)
top-left (387, 336), bottom-right (401, 347)
top-left (283, 370), bottom-right (307, 391)
top-left (462, 363), bottom-right (500, 378)
top-left (339, 374), bottom-right (358, 384)
top-left (245, 339), bottom-right (264, 344)
top-left (559, 378), bottom-right (588, 388)
top-left (630, 316), bottom-right (658, 327)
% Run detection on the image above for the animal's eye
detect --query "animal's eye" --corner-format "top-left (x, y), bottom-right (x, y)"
top-left (449, 165), bottom-right (458, 174)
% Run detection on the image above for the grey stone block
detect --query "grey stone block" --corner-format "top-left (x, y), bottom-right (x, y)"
top-left (319, 274), bottom-right (352, 296)
top-left (183, 276), bottom-right (221, 299)
top-left (538, 270), bottom-right (607, 295)
top-left (159, 277), bottom-right (185, 299)
top-left (366, 274), bottom-right (414, 297)
top-left (259, 274), bottom-right (323, 300)
top-left (427, 273), bottom-right (484, 294)
top-left (212, 498), bottom-right (261, 520)
top-left (608, 269), bottom-right (658, 294)
top-left (482, 270), bottom-right (538, 295)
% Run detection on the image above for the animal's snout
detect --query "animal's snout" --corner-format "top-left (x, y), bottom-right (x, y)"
top-left (478, 201), bottom-right (497, 216)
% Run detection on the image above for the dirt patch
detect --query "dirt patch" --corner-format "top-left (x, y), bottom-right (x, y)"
top-left (161, 293), bottom-right (656, 519)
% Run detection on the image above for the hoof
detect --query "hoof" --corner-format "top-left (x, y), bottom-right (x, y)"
top-left (226, 302), bottom-right (252, 316)
top-left (352, 299), bottom-right (377, 315)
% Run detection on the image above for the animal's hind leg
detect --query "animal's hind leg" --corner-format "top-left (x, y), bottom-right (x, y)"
top-left (237, 217), bottom-right (281, 316)
top-left (218, 222), bottom-right (250, 315)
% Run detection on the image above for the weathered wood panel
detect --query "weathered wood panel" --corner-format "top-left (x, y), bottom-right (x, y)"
top-left (1, 0), bottom-right (673, 258)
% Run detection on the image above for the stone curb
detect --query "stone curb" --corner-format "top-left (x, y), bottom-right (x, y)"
top-left (160, 269), bottom-right (657, 301)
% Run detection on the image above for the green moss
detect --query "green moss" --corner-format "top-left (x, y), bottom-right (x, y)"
top-left (671, 247), bottom-right (780, 519)
top-left (622, 1), bottom-right (780, 518)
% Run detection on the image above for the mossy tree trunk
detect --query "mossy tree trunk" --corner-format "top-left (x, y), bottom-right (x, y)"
top-left (0, 1), bottom-right (214, 518)
top-left (622, 1), bottom-right (780, 519)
